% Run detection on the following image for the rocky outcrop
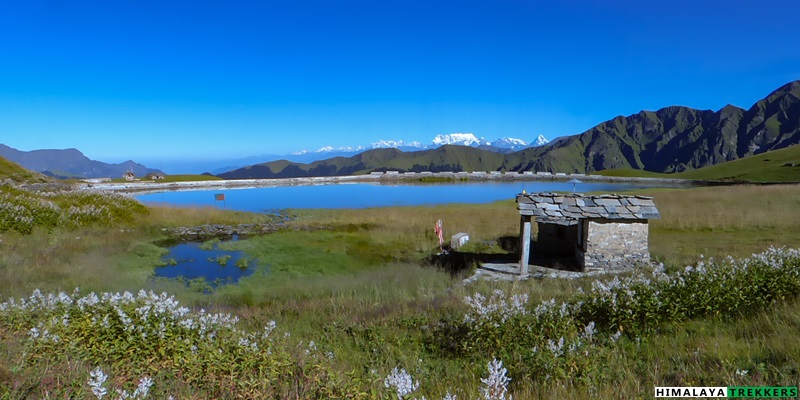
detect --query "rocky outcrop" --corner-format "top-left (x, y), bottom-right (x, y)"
top-left (163, 223), bottom-right (283, 240)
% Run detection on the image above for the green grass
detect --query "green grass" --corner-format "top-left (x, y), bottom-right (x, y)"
top-left (646, 185), bottom-right (800, 266)
top-left (2, 184), bottom-right (800, 398)
top-left (595, 144), bottom-right (800, 182)
top-left (673, 145), bottom-right (800, 182)
top-left (418, 176), bottom-right (457, 183)
top-left (0, 156), bottom-right (48, 183)
top-left (591, 168), bottom-right (670, 178)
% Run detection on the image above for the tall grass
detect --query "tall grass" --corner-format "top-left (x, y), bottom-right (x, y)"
top-left (292, 201), bottom-right (520, 260)
top-left (648, 185), bottom-right (800, 266)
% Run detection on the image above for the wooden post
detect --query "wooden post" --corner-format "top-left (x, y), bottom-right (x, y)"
top-left (519, 215), bottom-right (531, 276)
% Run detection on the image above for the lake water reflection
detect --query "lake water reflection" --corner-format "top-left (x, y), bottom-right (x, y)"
top-left (136, 181), bottom-right (654, 212)
top-left (156, 240), bottom-right (257, 287)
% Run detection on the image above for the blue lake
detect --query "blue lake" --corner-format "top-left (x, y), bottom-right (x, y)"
top-left (136, 181), bottom-right (658, 212)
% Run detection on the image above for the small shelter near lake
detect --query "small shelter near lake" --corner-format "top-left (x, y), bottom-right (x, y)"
top-left (515, 192), bottom-right (660, 275)
top-left (146, 172), bottom-right (165, 180)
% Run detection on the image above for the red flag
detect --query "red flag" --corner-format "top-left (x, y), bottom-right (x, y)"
top-left (215, 194), bottom-right (225, 201)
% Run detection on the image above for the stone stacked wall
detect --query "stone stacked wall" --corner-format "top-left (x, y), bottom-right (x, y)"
top-left (580, 220), bottom-right (650, 271)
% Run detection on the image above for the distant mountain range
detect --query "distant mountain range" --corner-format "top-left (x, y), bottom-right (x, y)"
top-left (0, 133), bottom-right (549, 177)
top-left (511, 80), bottom-right (800, 174)
top-left (220, 80), bottom-right (800, 179)
top-left (290, 133), bottom-right (550, 156)
top-left (0, 145), bottom-right (162, 179)
top-left (208, 133), bottom-right (550, 174)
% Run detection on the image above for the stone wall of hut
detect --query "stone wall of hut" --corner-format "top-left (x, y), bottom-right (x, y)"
top-left (577, 219), bottom-right (650, 271)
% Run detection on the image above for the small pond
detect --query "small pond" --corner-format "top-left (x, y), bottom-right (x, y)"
top-left (155, 239), bottom-right (260, 288)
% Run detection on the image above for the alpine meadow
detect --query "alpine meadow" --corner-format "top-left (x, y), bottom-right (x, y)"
top-left (3, 2), bottom-right (800, 397)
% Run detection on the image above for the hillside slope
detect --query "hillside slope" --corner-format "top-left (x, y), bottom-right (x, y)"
top-left (672, 144), bottom-right (800, 182)
top-left (219, 146), bottom-right (507, 179)
top-left (504, 81), bottom-right (800, 174)
top-left (0, 145), bottom-right (162, 179)
top-left (0, 156), bottom-right (49, 183)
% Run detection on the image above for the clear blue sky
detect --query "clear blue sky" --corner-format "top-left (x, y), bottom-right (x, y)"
top-left (1, 0), bottom-right (799, 163)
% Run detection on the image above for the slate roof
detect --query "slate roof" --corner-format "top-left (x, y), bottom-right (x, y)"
top-left (516, 193), bottom-right (660, 224)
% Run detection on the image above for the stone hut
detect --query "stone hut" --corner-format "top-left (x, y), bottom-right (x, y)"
top-left (122, 171), bottom-right (136, 181)
top-left (515, 192), bottom-right (660, 275)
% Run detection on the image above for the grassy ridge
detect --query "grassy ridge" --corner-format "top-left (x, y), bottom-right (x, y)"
top-left (220, 146), bottom-right (508, 179)
top-left (591, 168), bottom-right (669, 178)
top-left (0, 156), bottom-right (48, 183)
top-left (594, 144), bottom-right (800, 182)
top-left (673, 144), bottom-right (800, 182)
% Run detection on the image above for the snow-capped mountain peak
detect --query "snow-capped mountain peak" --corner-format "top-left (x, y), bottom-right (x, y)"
top-left (532, 134), bottom-right (550, 146)
top-left (291, 145), bottom-right (365, 155)
top-left (370, 140), bottom-right (423, 149)
top-left (490, 137), bottom-right (528, 149)
top-left (289, 133), bottom-right (549, 162)
top-left (431, 133), bottom-right (490, 147)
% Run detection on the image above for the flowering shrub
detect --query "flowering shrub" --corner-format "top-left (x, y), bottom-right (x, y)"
top-left (480, 359), bottom-right (511, 400)
top-left (455, 247), bottom-right (800, 385)
top-left (384, 367), bottom-right (420, 399)
top-left (0, 288), bottom-right (355, 398)
top-left (574, 247), bottom-right (800, 335)
top-left (383, 358), bottom-right (512, 400)
top-left (0, 184), bottom-right (147, 234)
top-left (87, 367), bottom-right (155, 399)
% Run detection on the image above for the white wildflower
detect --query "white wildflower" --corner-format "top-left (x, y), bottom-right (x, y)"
top-left (384, 367), bottom-right (419, 399)
top-left (480, 358), bottom-right (511, 400)
top-left (87, 367), bottom-right (108, 399)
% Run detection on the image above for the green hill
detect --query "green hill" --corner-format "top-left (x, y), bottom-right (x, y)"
top-left (219, 146), bottom-right (507, 179)
top-left (0, 156), bottom-right (49, 183)
top-left (673, 144), bottom-right (800, 182)
top-left (0, 144), bottom-right (162, 180)
top-left (502, 80), bottom-right (800, 174)
top-left (592, 144), bottom-right (800, 182)
top-left (591, 168), bottom-right (670, 179)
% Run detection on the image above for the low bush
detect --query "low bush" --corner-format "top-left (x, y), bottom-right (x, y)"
top-left (0, 289), bottom-right (362, 398)
top-left (445, 247), bottom-right (800, 387)
top-left (0, 184), bottom-right (147, 234)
